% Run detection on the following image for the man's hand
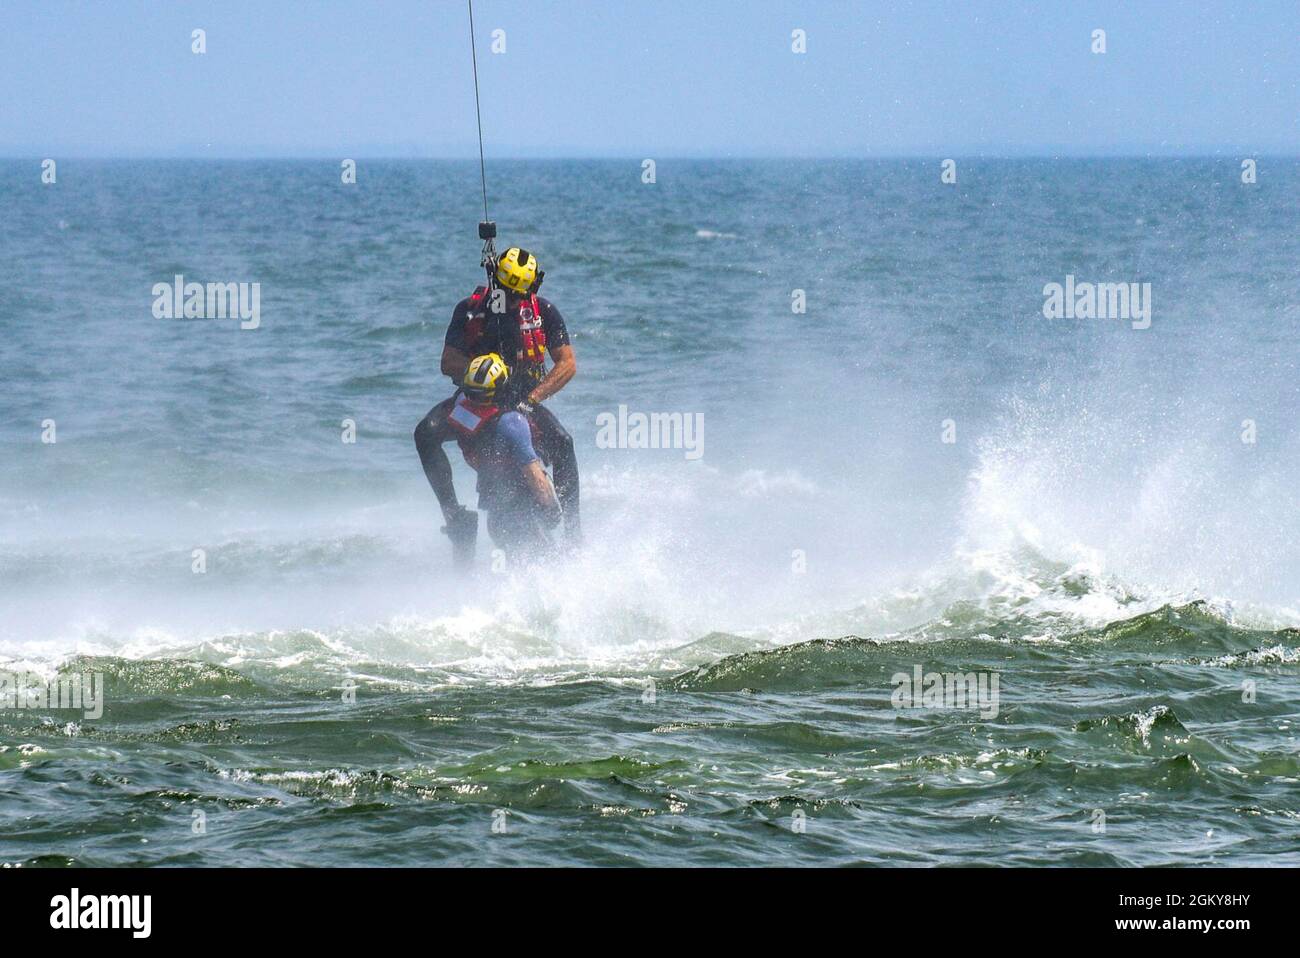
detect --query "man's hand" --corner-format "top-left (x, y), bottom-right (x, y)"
top-left (515, 400), bottom-right (535, 417)
top-left (523, 460), bottom-right (562, 526)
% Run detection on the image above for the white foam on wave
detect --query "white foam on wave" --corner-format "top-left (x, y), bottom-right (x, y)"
top-left (4, 379), bottom-right (1297, 683)
top-left (960, 383), bottom-right (1300, 617)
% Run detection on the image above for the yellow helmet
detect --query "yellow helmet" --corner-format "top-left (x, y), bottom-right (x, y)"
top-left (495, 246), bottom-right (539, 294)
top-left (462, 352), bottom-right (510, 401)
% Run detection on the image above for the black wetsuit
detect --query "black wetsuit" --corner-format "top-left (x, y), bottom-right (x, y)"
top-left (414, 291), bottom-right (580, 538)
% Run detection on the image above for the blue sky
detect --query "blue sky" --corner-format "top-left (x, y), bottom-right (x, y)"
top-left (2, 0), bottom-right (1296, 157)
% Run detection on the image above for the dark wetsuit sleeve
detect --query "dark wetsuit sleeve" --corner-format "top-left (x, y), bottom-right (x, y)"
top-left (444, 298), bottom-right (473, 353)
top-left (538, 298), bottom-right (570, 349)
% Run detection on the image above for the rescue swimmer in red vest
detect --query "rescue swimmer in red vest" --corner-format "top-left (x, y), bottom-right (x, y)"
top-left (443, 352), bottom-right (562, 558)
top-left (414, 244), bottom-right (579, 564)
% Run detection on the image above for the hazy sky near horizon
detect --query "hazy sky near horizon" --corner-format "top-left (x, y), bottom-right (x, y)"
top-left (2, 0), bottom-right (1296, 157)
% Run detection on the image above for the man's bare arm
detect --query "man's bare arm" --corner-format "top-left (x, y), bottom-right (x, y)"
top-left (441, 345), bottom-right (471, 383)
top-left (523, 460), bottom-right (562, 525)
top-left (525, 344), bottom-right (576, 405)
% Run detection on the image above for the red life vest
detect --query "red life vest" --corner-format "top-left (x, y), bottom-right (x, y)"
top-left (465, 286), bottom-right (548, 368)
top-left (448, 390), bottom-right (551, 476)
top-left (447, 394), bottom-right (500, 470)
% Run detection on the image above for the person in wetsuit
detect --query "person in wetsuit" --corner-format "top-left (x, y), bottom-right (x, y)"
top-left (414, 246), bottom-right (579, 557)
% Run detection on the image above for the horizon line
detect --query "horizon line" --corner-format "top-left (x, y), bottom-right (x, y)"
top-left (2, 152), bottom-right (1296, 162)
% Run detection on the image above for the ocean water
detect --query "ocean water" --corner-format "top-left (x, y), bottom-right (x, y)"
top-left (1, 158), bottom-right (1298, 866)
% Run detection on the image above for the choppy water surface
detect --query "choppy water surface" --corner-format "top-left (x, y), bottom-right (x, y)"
top-left (1, 159), bottom-right (1297, 865)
